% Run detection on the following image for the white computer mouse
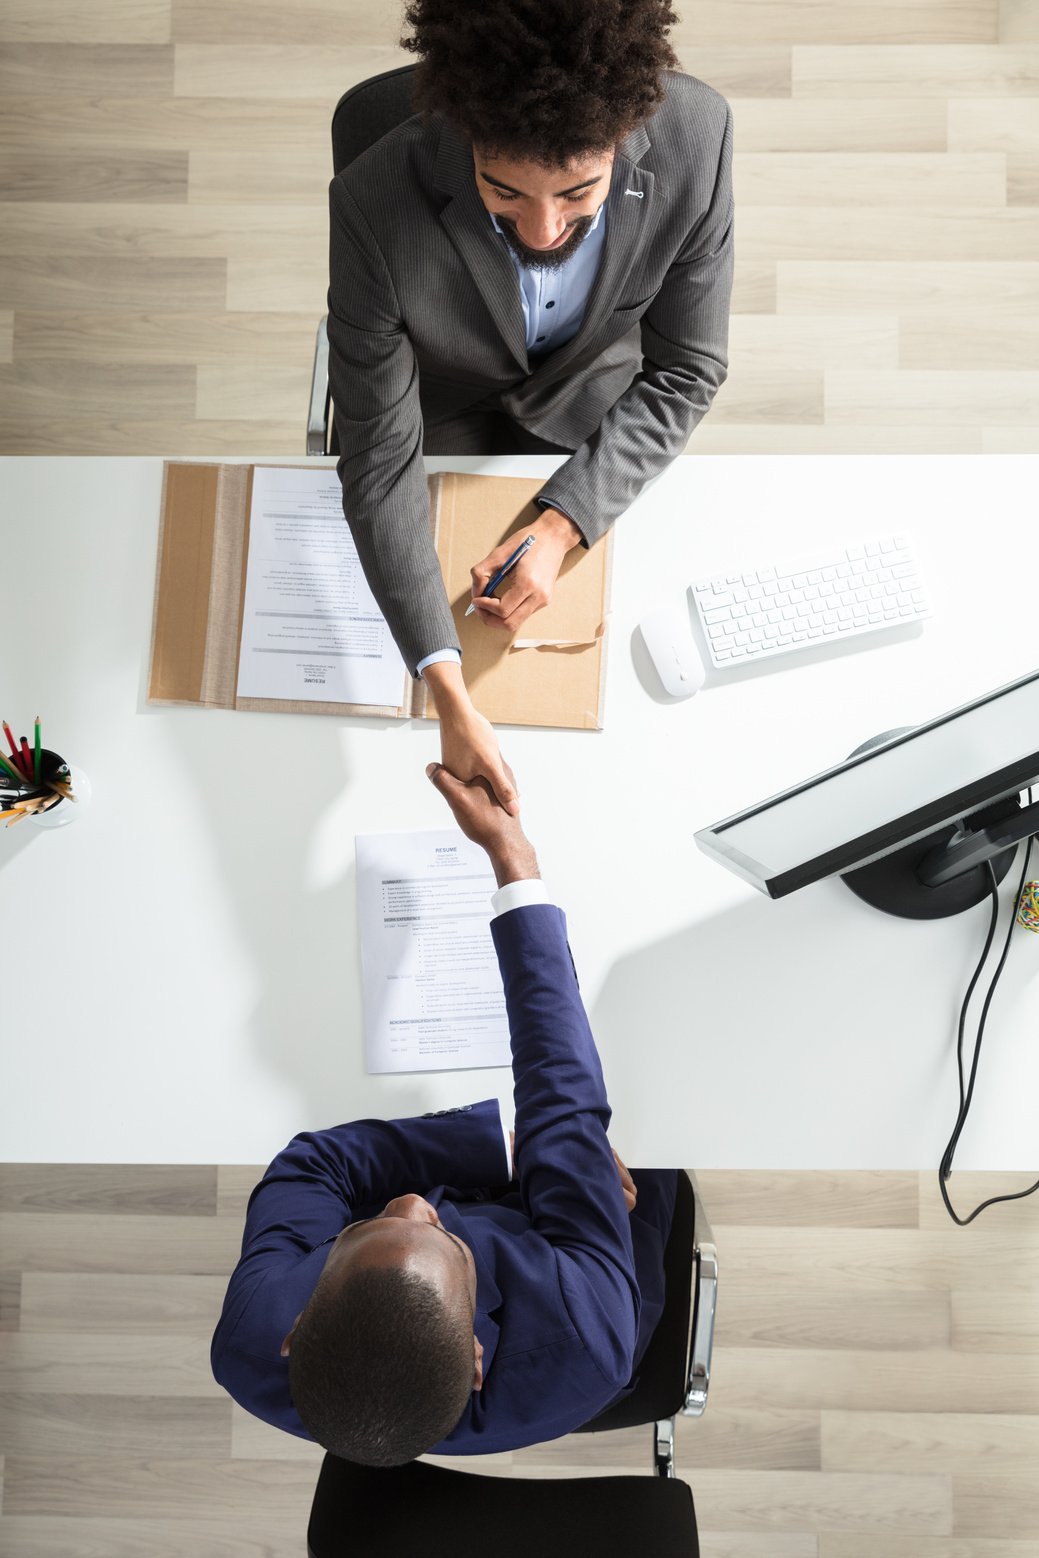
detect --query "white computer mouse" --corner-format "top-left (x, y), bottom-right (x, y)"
top-left (639, 604), bottom-right (706, 699)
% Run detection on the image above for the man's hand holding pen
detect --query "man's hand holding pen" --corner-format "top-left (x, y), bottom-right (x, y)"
top-left (469, 508), bottom-right (582, 635)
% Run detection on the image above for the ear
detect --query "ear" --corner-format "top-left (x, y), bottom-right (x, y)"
top-left (472, 1333), bottom-right (484, 1392)
top-left (280, 1312), bottom-right (303, 1359)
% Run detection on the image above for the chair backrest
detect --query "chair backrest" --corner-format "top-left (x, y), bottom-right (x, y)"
top-left (331, 64), bottom-right (419, 175)
top-left (307, 1455), bottom-right (699, 1558)
top-left (573, 1168), bottom-right (696, 1433)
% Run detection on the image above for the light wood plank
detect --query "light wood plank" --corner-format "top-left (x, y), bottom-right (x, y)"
top-left (173, 42), bottom-right (403, 99)
top-left (187, 150), bottom-right (329, 205)
top-left (0, 257), bottom-right (227, 311)
top-left (949, 97), bottom-right (1039, 150)
top-left (738, 205), bottom-right (1039, 261)
top-left (982, 425), bottom-right (1039, 449)
top-left (677, 1409), bottom-right (822, 1471)
top-left (196, 360), bottom-right (309, 421)
top-left (0, 0), bottom-right (171, 44)
top-left (778, 260), bottom-right (1039, 315)
top-left (679, 1468), bottom-right (952, 1534)
top-left (0, 413), bottom-right (297, 454)
top-left (13, 312), bottom-right (314, 365)
top-left (2, 1456), bottom-right (319, 1519)
top-left (701, 1540), bottom-right (819, 1558)
top-left (955, 1477), bottom-right (1039, 1539)
top-left (0, 151), bottom-right (187, 203)
top-left (695, 1171), bottom-right (918, 1227)
top-left (0, 1211), bottom-right (241, 1275)
top-left (710, 369), bottom-right (825, 424)
top-left (0, 1394), bottom-right (231, 1457)
top-left (715, 1225), bottom-right (1039, 1291)
top-left (0, 97), bottom-right (329, 153)
top-left (920, 1172), bottom-right (1039, 1230)
top-left (675, 2), bottom-right (998, 46)
top-left (717, 1289), bottom-right (950, 1350)
top-left (825, 368), bottom-right (1039, 424)
top-left (714, 1346), bottom-right (1039, 1414)
top-left (0, 203), bottom-right (326, 260)
top-left (1008, 153), bottom-right (1039, 201)
top-left (952, 1289), bottom-right (1039, 1351)
top-left (224, 252), bottom-right (327, 311)
top-left (19, 1274), bottom-right (228, 1333)
top-left (734, 153), bottom-right (1006, 206)
top-left (171, 0), bottom-right (402, 46)
top-left (821, 1410), bottom-right (1039, 1474)
top-left (0, 44), bottom-right (174, 96)
top-left (901, 315), bottom-right (1039, 368)
top-left (0, 363), bottom-right (197, 420)
top-left (691, 423), bottom-right (985, 452)
top-left (0, 1164), bottom-right (216, 1216)
top-left (230, 1402), bottom-right (324, 1462)
top-left (820, 1539), bottom-right (1039, 1557)
top-left (0, 1515), bottom-right (305, 1558)
top-left (792, 44), bottom-right (1039, 97)
top-left (0, 310), bottom-right (12, 363)
top-left (732, 98), bottom-right (947, 151)
top-left (729, 316), bottom-right (899, 369)
top-left (0, 1334), bottom-right (222, 1398)
top-left (672, 46), bottom-right (793, 98)
top-left (1001, 0), bottom-right (1039, 40)
top-left (217, 1166), bottom-right (265, 1219)
top-left (732, 263), bottom-right (778, 313)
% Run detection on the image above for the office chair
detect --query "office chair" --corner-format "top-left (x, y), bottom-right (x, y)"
top-left (307, 65), bottom-right (419, 456)
top-left (305, 1170), bottom-right (717, 1558)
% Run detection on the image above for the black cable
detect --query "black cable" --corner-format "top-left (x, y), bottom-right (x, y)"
top-left (939, 814), bottom-right (1038, 1226)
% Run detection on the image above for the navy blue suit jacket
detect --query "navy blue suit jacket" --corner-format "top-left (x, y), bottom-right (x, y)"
top-left (211, 903), bottom-right (675, 1454)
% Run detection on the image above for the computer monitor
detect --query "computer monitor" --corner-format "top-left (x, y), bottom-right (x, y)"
top-left (694, 666), bottom-right (1039, 919)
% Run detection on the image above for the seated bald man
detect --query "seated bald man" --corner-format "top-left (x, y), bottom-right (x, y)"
top-left (210, 766), bottom-right (677, 1466)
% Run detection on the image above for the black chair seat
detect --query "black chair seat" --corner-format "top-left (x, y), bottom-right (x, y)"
top-left (307, 1454), bottom-right (698, 1558)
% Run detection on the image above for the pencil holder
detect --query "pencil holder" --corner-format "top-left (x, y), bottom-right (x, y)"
top-left (26, 749), bottom-right (91, 830)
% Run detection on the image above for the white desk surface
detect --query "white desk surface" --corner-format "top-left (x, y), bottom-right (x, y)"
top-left (2, 453), bottom-right (1037, 1170)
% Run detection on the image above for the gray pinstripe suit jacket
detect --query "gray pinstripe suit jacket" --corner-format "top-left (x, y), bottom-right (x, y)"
top-left (327, 70), bottom-right (734, 676)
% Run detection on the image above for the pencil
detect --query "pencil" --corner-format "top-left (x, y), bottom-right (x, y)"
top-left (34, 717), bottom-right (41, 784)
top-left (2, 721), bottom-right (19, 765)
top-left (20, 737), bottom-right (32, 778)
top-left (0, 748), bottom-right (25, 786)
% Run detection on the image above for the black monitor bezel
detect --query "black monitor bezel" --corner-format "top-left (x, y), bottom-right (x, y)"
top-left (694, 666), bottom-right (1039, 899)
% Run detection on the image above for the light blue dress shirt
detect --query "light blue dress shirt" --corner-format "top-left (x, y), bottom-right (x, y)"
top-left (416, 201), bottom-right (608, 678)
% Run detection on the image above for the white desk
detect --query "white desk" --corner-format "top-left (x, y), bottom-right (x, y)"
top-left (2, 454), bottom-right (1037, 1169)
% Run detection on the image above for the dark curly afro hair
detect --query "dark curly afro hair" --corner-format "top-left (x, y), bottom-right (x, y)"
top-left (400, 0), bottom-right (680, 166)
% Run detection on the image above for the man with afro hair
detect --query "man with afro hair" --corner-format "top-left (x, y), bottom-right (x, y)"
top-left (329, 0), bottom-right (732, 811)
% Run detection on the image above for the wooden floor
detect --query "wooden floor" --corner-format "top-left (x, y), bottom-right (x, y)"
top-left (0, 1), bottom-right (1037, 453)
top-left (1, 1165), bottom-right (1038, 1556)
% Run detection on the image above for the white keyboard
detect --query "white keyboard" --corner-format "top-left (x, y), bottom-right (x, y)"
top-left (692, 534), bottom-right (930, 669)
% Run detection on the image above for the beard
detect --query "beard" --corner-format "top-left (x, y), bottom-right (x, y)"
top-left (495, 211), bottom-right (597, 271)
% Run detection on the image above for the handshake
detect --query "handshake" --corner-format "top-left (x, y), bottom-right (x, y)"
top-left (426, 758), bottom-right (539, 891)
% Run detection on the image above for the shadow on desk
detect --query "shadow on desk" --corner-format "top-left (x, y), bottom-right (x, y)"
top-left (152, 703), bottom-right (385, 1124)
top-left (587, 877), bottom-right (961, 1167)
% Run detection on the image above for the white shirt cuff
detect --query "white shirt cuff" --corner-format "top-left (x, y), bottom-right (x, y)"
top-left (491, 878), bottom-right (550, 918)
top-left (416, 648), bottom-right (462, 676)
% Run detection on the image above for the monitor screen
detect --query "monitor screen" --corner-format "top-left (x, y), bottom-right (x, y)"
top-left (695, 667), bottom-right (1039, 897)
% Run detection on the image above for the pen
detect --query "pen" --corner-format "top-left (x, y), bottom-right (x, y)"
top-left (20, 737), bottom-right (32, 778)
top-left (465, 534), bottom-right (537, 618)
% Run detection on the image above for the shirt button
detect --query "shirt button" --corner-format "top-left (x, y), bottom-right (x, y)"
top-left (545, 301), bottom-right (555, 308)
top-left (536, 335), bottom-right (546, 342)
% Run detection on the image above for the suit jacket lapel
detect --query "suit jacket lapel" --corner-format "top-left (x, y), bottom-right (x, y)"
top-left (543, 122), bottom-right (654, 379)
top-left (434, 119), bottom-right (530, 374)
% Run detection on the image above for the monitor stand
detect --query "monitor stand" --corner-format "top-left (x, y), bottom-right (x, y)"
top-left (840, 730), bottom-right (1020, 920)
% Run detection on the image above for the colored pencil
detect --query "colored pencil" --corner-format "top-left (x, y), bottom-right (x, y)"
top-left (0, 748), bottom-right (25, 786)
top-left (20, 737), bottom-right (31, 777)
top-left (34, 717), bottom-right (41, 784)
top-left (2, 721), bottom-right (19, 765)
